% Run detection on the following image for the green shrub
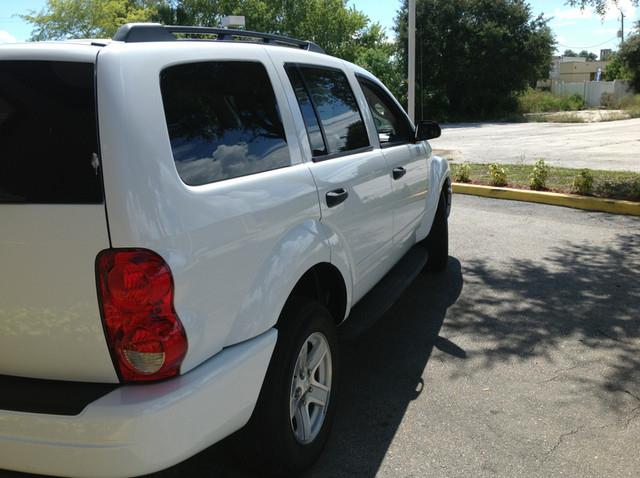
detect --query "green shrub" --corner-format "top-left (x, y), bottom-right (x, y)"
top-left (619, 94), bottom-right (640, 118)
top-left (488, 163), bottom-right (508, 187)
top-left (530, 159), bottom-right (550, 190)
top-left (594, 175), bottom-right (640, 200)
top-left (562, 93), bottom-right (585, 111)
top-left (454, 163), bottom-right (471, 183)
top-left (572, 169), bottom-right (594, 195)
top-left (600, 92), bottom-right (616, 109)
top-left (518, 89), bottom-right (585, 114)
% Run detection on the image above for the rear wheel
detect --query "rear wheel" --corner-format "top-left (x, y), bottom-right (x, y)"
top-left (422, 188), bottom-right (449, 272)
top-left (240, 298), bottom-right (339, 476)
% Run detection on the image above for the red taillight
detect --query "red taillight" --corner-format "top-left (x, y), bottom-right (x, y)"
top-left (96, 249), bottom-right (187, 382)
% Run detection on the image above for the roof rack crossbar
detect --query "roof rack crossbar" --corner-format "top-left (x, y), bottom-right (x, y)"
top-left (112, 23), bottom-right (325, 54)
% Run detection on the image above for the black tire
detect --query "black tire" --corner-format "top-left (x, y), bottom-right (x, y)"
top-left (422, 188), bottom-right (449, 272)
top-left (239, 298), bottom-right (340, 477)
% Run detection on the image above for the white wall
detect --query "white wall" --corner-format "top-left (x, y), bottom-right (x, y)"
top-left (551, 80), bottom-right (631, 108)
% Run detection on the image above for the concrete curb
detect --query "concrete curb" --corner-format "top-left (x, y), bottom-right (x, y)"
top-left (453, 183), bottom-right (640, 217)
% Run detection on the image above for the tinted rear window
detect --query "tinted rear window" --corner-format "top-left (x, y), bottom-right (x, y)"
top-left (160, 61), bottom-right (290, 186)
top-left (0, 61), bottom-right (102, 204)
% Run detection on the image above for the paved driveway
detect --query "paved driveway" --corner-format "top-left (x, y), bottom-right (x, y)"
top-left (2, 196), bottom-right (639, 478)
top-left (430, 119), bottom-right (640, 172)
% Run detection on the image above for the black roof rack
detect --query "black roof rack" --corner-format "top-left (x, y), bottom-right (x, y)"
top-left (112, 23), bottom-right (325, 54)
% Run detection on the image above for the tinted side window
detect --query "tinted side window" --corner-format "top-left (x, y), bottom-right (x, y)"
top-left (160, 62), bottom-right (290, 186)
top-left (285, 66), bottom-right (327, 157)
top-left (358, 79), bottom-right (413, 147)
top-left (0, 61), bottom-right (101, 204)
top-left (296, 66), bottom-right (369, 156)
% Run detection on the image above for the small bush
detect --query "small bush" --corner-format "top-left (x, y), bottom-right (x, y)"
top-left (562, 93), bottom-right (585, 111)
top-left (594, 176), bottom-right (640, 200)
top-left (600, 92), bottom-right (616, 109)
top-left (488, 163), bottom-right (508, 187)
top-left (454, 163), bottom-right (471, 183)
top-left (518, 88), bottom-right (585, 114)
top-left (572, 169), bottom-right (594, 195)
top-left (619, 94), bottom-right (640, 118)
top-left (530, 159), bottom-right (550, 190)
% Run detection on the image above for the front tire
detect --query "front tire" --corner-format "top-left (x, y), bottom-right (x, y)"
top-left (241, 298), bottom-right (339, 476)
top-left (422, 188), bottom-right (449, 272)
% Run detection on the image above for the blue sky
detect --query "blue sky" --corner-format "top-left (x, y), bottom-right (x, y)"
top-left (1, 0), bottom-right (637, 56)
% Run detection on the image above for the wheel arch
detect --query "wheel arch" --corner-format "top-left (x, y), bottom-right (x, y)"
top-left (282, 263), bottom-right (348, 327)
top-left (416, 154), bottom-right (451, 242)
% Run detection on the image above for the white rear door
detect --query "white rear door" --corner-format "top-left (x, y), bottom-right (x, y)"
top-left (0, 54), bottom-right (117, 382)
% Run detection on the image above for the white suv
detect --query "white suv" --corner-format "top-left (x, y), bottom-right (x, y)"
top-left (0, 23), bottom-right (450, 478)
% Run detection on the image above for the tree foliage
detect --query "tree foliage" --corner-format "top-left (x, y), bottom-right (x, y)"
top-left (566, 1), bottom-right (639, 16)
top-left (396, 0), bottom-right (554, 121)
top-left (603, 52), bottom-right (631, 80)
top-left (151, 0), bottom-right (382, 61)
top-left (618, 33), bottom-right (640, 91)
top-left (21, 0), bottom-right (154, 40)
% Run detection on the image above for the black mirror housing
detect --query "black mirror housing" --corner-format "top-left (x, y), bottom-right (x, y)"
top-left (415, 120), bottom-right (441, 141)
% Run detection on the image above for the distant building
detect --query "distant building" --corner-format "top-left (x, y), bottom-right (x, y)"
top-left (558, 59), bottom-right (609, 81)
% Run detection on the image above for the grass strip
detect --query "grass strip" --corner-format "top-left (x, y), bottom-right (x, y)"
top-left (451, 163), bottom-right (640, 202)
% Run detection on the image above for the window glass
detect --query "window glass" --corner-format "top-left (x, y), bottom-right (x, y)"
top-left (297, 66), bottom-right (369, 155)
top-left (160, 61), bottom-right (290, 186)
top-left (285, 66), bottom-right (327, 156)
top-left (0, 61), bottom-right (102, 204)
top-left (359, 79), bottom-right (413, 147)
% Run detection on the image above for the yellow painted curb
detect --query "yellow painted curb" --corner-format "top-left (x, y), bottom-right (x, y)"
top-left (452, 183), bottom-right (640, 217)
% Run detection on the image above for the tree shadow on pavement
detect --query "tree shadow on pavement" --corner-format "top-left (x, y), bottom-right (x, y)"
top-left (446, 231), bottom-right (640, 411)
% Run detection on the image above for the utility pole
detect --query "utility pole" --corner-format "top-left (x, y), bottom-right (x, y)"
top-left (621, 10), bottom-right (624, 44)
top-left (408, 0), bottom-right (416, 123)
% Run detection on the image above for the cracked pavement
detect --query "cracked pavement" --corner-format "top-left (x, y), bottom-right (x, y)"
top-left (3, 196), bottom-right (639, 478)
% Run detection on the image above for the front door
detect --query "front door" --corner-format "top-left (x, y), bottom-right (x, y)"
top-left (275, 59), bottom-right (395, 302)
top-left (357, 77), bottom-right (430, 247)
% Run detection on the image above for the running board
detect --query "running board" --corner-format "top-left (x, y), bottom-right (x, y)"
top-left (339, 245), bottom-right (429, 341)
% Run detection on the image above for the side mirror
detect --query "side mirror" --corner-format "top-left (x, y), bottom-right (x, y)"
top-left (415, 120), bottom-right (441, 141)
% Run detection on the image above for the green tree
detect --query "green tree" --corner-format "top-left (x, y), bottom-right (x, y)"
top-left (603, 52), bottom-right (631, 80)
top-left (151, 0), bottom-right (383, 62)
top-left (21, 0), bottom-right (155, 40)
top-left (563, 49), bottom-right (578, 57)
top-left (618, 33), bottom-right (640, 91)
top-left (396, 0), bottom-right (554, 121)
top-left (578, 50), bottom-right (598, 61)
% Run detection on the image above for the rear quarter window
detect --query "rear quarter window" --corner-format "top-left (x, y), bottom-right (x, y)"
top-left (0, 61), bottom-right (102, 204)
top-left (160, 61), bottom-right (291, 186)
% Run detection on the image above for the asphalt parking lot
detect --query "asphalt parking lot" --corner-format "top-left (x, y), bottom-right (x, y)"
top-left (431, 119), bottom-right (640, 172)
top-left (3, 195), bottom-right (639, 478)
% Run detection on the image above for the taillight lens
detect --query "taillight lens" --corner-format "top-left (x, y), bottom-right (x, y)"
top-left (96, 249), bottom-right (187, 382)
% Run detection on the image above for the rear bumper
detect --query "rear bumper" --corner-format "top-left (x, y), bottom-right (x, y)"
top-left (0, 329), bottom-right (277, 478)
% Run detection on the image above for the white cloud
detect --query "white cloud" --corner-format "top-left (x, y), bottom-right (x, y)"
top-left (595, 27), bottom-right (618, 36)
top-left (0, 31), bottom-right (17, 44)
top-left (552, 21), bottom-right (577, 27)
top-left (603, 0), bottom-right (636, 21)
top-left (553, 7), bottom-right (593, 20)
